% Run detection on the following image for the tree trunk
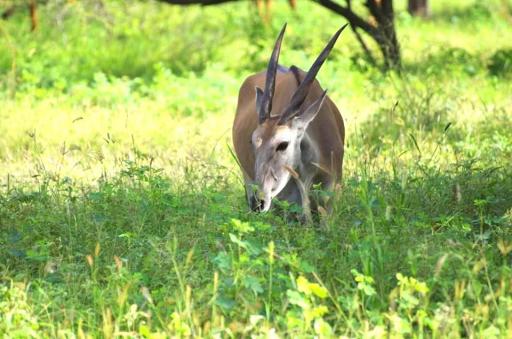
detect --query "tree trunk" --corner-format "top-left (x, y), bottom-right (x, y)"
top-left (407, 0), bottom-right (429, 17)
top-left (377, 0), bottom-right (401, 68)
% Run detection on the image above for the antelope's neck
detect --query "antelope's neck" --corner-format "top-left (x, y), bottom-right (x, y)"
top-left (298, 133), bottom-right (319, 176)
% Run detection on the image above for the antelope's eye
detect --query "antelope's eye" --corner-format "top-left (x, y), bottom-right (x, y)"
top-left (276, 142), bottom-right (289, 152)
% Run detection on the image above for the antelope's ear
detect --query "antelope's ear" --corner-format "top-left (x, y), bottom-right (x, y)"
top-left (292, 90), bottom-right (327, 129)
top-left (255, 87), bottom-right (265, 123)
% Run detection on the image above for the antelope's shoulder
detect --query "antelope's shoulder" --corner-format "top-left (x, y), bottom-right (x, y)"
top-left (238, 71), bottom-right (267, 95)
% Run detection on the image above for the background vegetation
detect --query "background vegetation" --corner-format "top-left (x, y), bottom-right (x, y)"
top-left (1, 0), bottom-right (511, 337)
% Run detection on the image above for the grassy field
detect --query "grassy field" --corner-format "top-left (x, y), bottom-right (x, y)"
top-left (1, 0), bottom-right (512, 337)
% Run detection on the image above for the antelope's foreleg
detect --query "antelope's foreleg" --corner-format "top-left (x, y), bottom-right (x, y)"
top-left (294, 177), bottom-right (312, 224)
top-left (284, 166), bottom-right (313, 224)
top-left (301, 176), bottom-right (315, 223)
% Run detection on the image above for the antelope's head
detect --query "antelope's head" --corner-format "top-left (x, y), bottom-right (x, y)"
top-left (252, 24), bottom-right (346, 212)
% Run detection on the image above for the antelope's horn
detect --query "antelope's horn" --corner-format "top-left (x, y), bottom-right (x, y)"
top-left (259, 23), bottom-right (287, 124)
top-left (279, 24), bottom-right (347, 123)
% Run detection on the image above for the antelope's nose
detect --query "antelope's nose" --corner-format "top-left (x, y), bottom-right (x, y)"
top-left (255, 188), bottom-right (271, 212)
top-left (257, 199), bottom-right (266, 212)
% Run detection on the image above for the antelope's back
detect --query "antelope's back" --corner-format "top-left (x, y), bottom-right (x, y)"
top-left (232, 67), bottom-right (345, 181)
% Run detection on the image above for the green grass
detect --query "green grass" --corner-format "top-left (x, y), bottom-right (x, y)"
top-left (1, 0), bottom-right (512, 337)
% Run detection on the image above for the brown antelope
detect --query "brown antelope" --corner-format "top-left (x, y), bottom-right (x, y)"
top-left (232, 24), bottom-right (346, 220)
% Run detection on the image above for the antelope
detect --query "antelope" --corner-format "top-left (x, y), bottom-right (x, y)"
top-left (232, 24), bottom-right (346, 220)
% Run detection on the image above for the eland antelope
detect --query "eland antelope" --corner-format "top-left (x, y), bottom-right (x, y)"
top-left (232, 24), bottom-right (346, 220)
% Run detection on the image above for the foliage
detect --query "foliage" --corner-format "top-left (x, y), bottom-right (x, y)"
top-left (488, 48), bottom-right (512, 78)
top-left (0, 0), bottom-right (511, 337)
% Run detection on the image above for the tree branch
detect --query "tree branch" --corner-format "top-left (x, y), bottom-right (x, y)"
top-left (155, 0), bottom-right (239, 6)
top-left (345, 0), bottom-right (376, 64)
top-left (313, 0), bottom-right (377, 36)
top-left (351, 26), bottom-right (376, 65)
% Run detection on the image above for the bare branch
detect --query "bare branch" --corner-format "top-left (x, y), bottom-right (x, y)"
top-left (350, 26), bottom-right (376, 65)
top-left (345, 0), bottom-right (376, 64)
top-left (155, 0), bottom-right (239, 6)
top-left (318, 0), bottom-right (400, 68)
top-left (313, 0), bottom-right (377, 36)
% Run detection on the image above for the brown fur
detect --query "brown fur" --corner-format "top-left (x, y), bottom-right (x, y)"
top-left (232, 67), bottom-right (344, 207)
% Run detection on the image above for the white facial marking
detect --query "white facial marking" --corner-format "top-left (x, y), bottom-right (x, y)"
top-left (271, 126), bottom-right (294, 144)
top-left (252, 123), bottom-right (306, 212)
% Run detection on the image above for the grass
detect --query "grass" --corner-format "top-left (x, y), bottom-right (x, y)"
top-left (1, 0), bottom-right (512, 337)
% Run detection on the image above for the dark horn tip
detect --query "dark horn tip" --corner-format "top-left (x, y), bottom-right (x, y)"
top-left (333, 24), bottom-right (348, 38)
top-left (329, 23), bottom-right (349, 44)
top-left (277, 23), bottom-right (287, 39)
